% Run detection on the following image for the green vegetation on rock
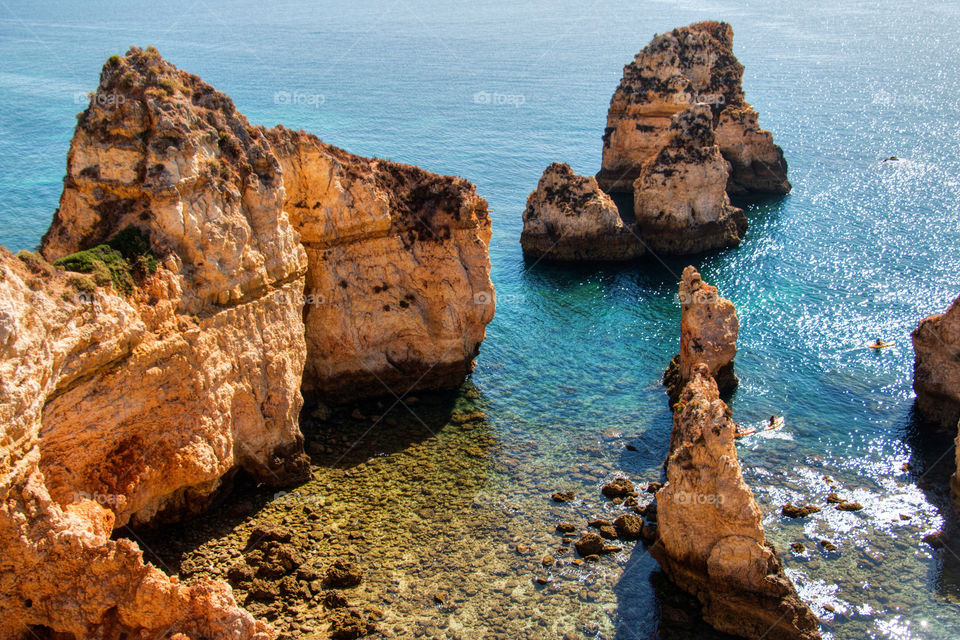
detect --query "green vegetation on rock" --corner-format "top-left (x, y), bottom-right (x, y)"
top-left (54, 226), bottom-right (158, 295)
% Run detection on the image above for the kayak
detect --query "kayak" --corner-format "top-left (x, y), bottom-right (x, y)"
top-left (868, 342), bottom-right (893, 349)
top-left (735, 416), bottom-right (784, 438)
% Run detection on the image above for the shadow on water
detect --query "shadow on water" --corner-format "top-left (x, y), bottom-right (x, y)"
top-left (614, 544), bottom-right (738, 640)
top-left (903, 404), bottom-right (960, 601)
top-left (518, 254), bottom-right (687, 296)
top-left (299, 387), bottom-right (464, 469)
top-left (131, 388), bottom-right (481, 576)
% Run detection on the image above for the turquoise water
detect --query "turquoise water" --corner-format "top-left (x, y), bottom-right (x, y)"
top-left (4, 1), bottom-right (960, 638)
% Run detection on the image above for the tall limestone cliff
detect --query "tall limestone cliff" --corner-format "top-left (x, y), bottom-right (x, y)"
top-left (652, 365), bottom-right (821, 640)
top-left (39, 47), bottom-right (311, 529)
top-left (1, 47), bottom-right (494, 638)
top-left (0, 251), bottom-right (274, 640)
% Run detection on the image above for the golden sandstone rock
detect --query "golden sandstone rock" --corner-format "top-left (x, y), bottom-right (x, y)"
top-left (1, 46), bottom-right (493, 638)
top-left (664, 266), bottom-right (739, 404)
top-left (654, 269), bottom-right (818, 639)
top-left (520, 162), bottom-right (645, 262)
top-left (598, 21), bottom-right (789, 198)
top-left (522, 21), bottom-right (789, 261)
top-left (653, 365), bottom-right (820, 640)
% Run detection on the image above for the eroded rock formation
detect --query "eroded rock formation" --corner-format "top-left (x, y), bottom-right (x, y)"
top-left (520, 162), bottom-right (645, 261)
top-left (521, 21), bottom-right (787, 261)
top-left (264, 128), bottom-right (494, 400)
top-left (597, 21), bottom-right (789, 197)
top-left (0, 251), bottom-right (274, 640)
top-left (1, 46), bottom-right (493, 638)
top-left (38, 49), bottom-right (311, 531)
top-left (912, 296), bottom-right (960, 497)
top-left (633, 107), bottom-right (746, 255)
top-left (664, 266), bottom-right (738, 404)
top-left (651, 365), bottom-right (820, 640)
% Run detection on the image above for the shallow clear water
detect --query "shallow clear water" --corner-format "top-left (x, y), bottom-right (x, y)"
top-left (4, 0), bottom-right (960, 638)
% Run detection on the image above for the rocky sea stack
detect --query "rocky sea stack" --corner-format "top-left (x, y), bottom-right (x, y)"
top-left (0, 47), bottom-right (493, 639)
top-left (664, 266), bottom-right (739, 405)
top-left (522, 21), bottom-right (788, 261)
top-left (652, 365), bottom-right (821, 640)
top-left (598, 21), bottom-right (790, 197)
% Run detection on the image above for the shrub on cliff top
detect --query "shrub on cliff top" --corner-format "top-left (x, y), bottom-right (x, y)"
top-left (54, 226), bottom-right (157, 295)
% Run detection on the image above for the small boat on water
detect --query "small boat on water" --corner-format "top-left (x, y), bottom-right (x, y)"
top-left (868, 341), bottom-right (893, 349)
top-left (735, 416), bottom-right (784, 438)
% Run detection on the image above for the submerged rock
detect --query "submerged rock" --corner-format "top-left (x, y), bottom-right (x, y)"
top-left (613, 514), bottom-right (644, 540)
top-left (782, 504), bottom-right (822, 518)
top-left (651, 365), bottom-right (821, 640)
top-left (326, 560), bottom-right (364, 588)
top-left (601, 477), bottom-right (638, 499)
top-left (521, 163), bottom-right (645, 261)
top-left (664, 266), bottom-right (739, 405)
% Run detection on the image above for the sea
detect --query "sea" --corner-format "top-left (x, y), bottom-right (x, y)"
top-left (2, 1), bottom-right (960, 638)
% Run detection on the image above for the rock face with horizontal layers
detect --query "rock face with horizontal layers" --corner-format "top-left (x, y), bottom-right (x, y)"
top-left (911, 296), bottom-right (960, 497)
top-left (520, 162), bottom-right (645, 261)
top-left (263, 127), bottom-right (494, 401)
top-left (3, 46), bottom-right (493, 638)
top-left (651, 365), bottom-right (821, 640)
top-left (633, 107), bottom-right (746, 255)
top-left (664, 266), bottom-right (739, 404)
top-left (0, 250), bottom-right (274, 640)
top-left (597, 21), bottom-right (789, 197)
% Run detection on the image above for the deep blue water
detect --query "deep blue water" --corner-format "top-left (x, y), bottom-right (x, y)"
top-left (3, 1), bottom-right (960, 638)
